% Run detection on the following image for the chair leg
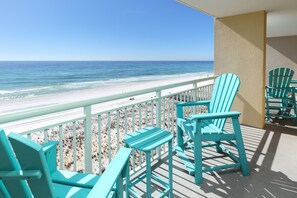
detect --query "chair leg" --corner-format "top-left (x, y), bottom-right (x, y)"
top-left (117, 174), bottom-right (123, 198)
top-left (292, 93), bottom-right (297, 122)
top-left (193, 121), bottom-right (203, 184)
top-left (215, 141), bottom-right (223, 153)
top-left (168, 140), bottom-right (173, 198)
top-left (194, 138), bottom-right (203, 184)
top-left (146, 152), bottom-right (151, 198)
top-left (177, 125), bottom-right (184, 150)
top-left (282, 99), bottom-right (291, 115)
top-left (176, 105), bottom-right (184, 150)
top-left (232, 118), bottom-right (250, 176)
top-left (294, 103), bottom-right (297, 123)
top-left (265, 96), bottom-right (271, 122)
top-left (125, 161), bottom-right (130, 198)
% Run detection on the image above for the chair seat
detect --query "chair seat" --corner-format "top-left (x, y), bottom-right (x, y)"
top-left (266, 94), bottom-right (292, 99)
top-left (124, 127), bottom-right (173, 152)
top-left (177, 119), bottom-right (235, 142)
top-left (51, 170), bottom-right (100, 189)
top-left (53, 182), bottom-right (91, 198)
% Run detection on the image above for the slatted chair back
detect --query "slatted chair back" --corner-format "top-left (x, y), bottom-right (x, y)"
top-left (0, 129), bottom-right (32, 198)
top-left (209, 73), bottom-right (240, 130)
top-left (8, 132), bottom-right (55, 198)
top-left (268, 67), bottom-right (294, 98)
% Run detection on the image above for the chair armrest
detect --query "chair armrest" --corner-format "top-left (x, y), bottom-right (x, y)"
top-left (190, 111), bottom-right (241, 121)
top-left (176, 100), bottom-right (211, 107)
top-left (87, 147), bottom-right (132, 198)
top-left (176, 101), bottom-right (211, 120)
top-left (291, 80), bottom-right (297, 84)
top-left (0, 170), bottom-right (42, 180)
top-left (42, 141), bottom-right (58, 154)
top-left (266, 86), bottom-right (294, 91)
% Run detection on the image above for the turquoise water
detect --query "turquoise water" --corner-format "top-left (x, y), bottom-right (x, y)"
top-left (0, 61), bottom-right (213, 99)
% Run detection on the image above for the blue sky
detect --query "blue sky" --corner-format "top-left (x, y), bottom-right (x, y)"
top-left (0, 0), bottom-right (214, 61)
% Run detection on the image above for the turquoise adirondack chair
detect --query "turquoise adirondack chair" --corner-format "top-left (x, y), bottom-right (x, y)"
top-left (0, 129), bottom-right (131, 198)
top-left (175, 73), bottom-right (250, 184)
top-left (265, 67), bottom-right (297, 122)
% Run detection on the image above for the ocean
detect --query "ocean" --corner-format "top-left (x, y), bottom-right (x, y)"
top-left (0, 61), bottom-right (213, 100)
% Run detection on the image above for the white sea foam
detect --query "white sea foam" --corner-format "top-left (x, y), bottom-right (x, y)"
top-left (0, 72), bottom-right (213, 100)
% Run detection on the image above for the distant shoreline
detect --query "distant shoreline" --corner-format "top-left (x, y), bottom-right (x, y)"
top-left (0, 61), bottom-right (213, 100)
top-left (0, 72), bottom-right (213, 100)
top-left (0, 73), bottom-right (213, 110)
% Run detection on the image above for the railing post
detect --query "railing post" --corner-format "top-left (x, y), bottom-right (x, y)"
top-left (193, 82), bottom-right (197, 114)
top-left (84, 105), bottom-right (92, 173)
top-left (156, 90), bottom-right (162, 159)
top-left (193, 82), bottom-right (197, 101)
top-left (156, 90), bottom-right (162, 127)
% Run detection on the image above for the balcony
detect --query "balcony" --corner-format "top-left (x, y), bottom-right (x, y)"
top-left (1, 76), bottom-right (297, 197)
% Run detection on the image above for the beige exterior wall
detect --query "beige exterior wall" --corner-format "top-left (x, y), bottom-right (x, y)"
top-left (214, 11), bottom-right (266, 128)
top-left (266, 36), bottom-right (297, 80)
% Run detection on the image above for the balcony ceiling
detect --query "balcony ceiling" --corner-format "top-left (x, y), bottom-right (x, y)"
top-left (177, 0), bottom-right (297, 38)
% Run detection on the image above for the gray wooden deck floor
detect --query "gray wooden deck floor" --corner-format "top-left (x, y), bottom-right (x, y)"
top-left (130, 121), bottom-right (297, 198)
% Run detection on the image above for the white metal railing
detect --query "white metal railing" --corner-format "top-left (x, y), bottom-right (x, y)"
top-left (0, 76), bottom-right (215, 175)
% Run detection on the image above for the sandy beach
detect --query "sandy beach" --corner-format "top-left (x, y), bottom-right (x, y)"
top-left (0, 73), bottom-right (212, 113)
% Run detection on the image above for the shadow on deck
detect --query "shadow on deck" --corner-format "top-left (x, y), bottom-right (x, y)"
top-left (130, 122), bottom-right (297, 197)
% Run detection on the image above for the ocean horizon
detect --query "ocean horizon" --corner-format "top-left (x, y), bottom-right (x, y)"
top-left (0, 61), bottom-right (214, 100)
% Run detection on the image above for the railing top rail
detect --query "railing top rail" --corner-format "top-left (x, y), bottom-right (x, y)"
top-left (0, 75), bottom-right (216, 124)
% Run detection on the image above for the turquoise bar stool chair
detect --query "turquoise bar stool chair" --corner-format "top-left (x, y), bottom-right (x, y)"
top-left (176, 73), bottom-right (250, 184)
top-left (124, 127), bottom-right (173, 198)
top-left (265, 67), bottom-right (297, 122)
top-left (0, 129), bottom-right (131, 198)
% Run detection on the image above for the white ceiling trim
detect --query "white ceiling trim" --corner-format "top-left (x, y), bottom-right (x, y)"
top-left (177, 0), bottom-right (297, 37)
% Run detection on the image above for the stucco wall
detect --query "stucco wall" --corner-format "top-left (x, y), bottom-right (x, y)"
top-left (266, 36), bottom-right (297, 80)
top-left (214, 11), bottom-right (266, 128)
